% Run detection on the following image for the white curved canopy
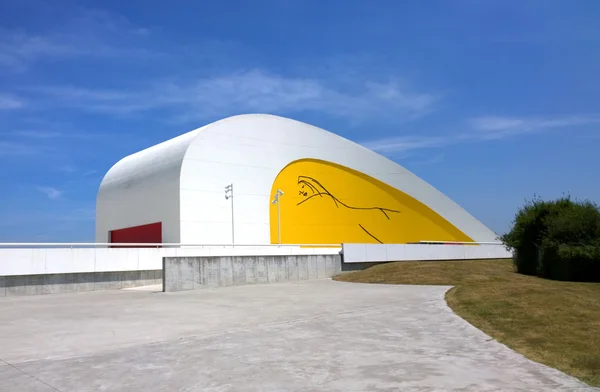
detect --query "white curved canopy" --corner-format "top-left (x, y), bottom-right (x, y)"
top-left (96, 114), bottom-right (497, 244)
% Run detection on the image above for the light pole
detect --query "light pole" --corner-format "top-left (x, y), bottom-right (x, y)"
top-left (224, 184), bottom-right (234, 244)
top-left (271, 189), bottom-right (284, 244)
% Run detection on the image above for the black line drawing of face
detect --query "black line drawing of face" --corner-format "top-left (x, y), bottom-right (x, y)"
top-left (294, 175), bottom-right (402, 244)
top-left (297, 176), bottom-right (320, 199)
top-left (296, 175), bottom-right (400, 217)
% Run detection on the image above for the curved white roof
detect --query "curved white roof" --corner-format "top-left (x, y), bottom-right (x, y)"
top-left (100, 125), bottom-right (204, 189)
top-left (96, 114), bottom-right (497, 244)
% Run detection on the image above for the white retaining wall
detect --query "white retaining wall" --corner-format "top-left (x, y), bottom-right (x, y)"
top-left (0, 243), bottom-right (512, 277)
top-left (0, 246), bottom-right (341, 276)
top-left (342, 243), bottom-right (512, 263)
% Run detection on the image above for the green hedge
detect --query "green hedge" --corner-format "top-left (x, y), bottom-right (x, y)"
top-left (502, 196), bottom-right (600, 282)
top-left (539, 245), bottom-right (600, 282)
top-left (513, 245), bottom-right (539, 276)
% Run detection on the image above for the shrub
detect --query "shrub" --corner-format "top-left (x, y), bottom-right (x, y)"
top-left (501, 196), bottom-right (564, 275)
top-left (540, 245), bottom-right (600, 282)
top-left (543, 200), bottom-right (600, 247)
top-left (502, 195), bottom-right (600, 281)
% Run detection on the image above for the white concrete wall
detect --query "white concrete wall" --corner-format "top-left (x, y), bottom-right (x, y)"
top-left (179, 114), bottom-right (499, 244)
top-left (342, 243), bottom-right (512, 263)
top-left (97, 114), bottom-right (499, 246)
top-left (0, 246), bottom-right (341, 276)
top-left (95, 130), bottom-right (203, 243)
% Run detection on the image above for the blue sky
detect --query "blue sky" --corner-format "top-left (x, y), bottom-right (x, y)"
top-left (1, 0), bottom-right (599, 241)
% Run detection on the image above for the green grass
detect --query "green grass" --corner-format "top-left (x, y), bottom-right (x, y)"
top-left (334, 259), bottom-right (600, 386)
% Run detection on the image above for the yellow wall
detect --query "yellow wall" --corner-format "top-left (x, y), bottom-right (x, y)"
top-left (269, 159), bottom-right (473, 244)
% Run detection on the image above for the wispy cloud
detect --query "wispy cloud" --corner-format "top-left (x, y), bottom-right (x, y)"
top-left (36, 186), bottom-right (63, 200)
top-left (466, 115), bottom-right (600, 140)
top-left (409, 153), bottom-right (446, 166)
top-left (57, 207), bottom-right (95, 222)
top-left (7, 130), bottom-right (63, 138)
top-left (24, 70), bottom-right (438, 122)
top-left (0, 9), bottom-right (155, 71)
top-left (0, 93), bottom-right (24, 110)
top-left (362, 115), bottom-right (600, 157)
top-left (1, 128), bottom-right (111, 140)
top-left (0, 141), bottom-right (50, 157)
top-left (0, 32), bottom-right (79, 70)
top-left (174, 71), bottom-right (438, 121)
top-left (361, 136), bottom-right (448, 156)
top-left (57, 165), bottom-right (77, 173)
top-left (28, 86), bottom-right (132, 102)
top-left (0, 205), bottom-right (95, 235)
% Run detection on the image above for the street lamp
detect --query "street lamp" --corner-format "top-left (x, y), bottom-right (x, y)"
top-left (271, 189), bottom-right (284, 244)
top-left (224, 184), bottom-right (234, 244)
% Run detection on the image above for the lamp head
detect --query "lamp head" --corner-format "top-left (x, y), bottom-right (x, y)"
top-left (272, 189), bottom-right (284, 203)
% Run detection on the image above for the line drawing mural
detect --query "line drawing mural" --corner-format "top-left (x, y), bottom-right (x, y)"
top-left (296, 175), bottom-right (401, 243)
top-left (269, 158), bottom-right (473, 245)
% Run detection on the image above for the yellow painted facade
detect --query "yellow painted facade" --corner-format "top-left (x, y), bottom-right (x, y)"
top-left (269, 159), bottom-right (473, 244)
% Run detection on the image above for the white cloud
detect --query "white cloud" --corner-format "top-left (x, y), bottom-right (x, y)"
top-left (0, 93), bottom-right (24, 110)
top-left (186, 72), bottom-right (437, 120)
top-left (0, 9), bottom-right (155, 71)
top-left (469, 116), bottom-right (527, 132)
top-left (1, 128), bottom-right (111, 141)
top-left (36, 186), bottom-right (63, 200)
top-left (9, 130), bottom-right (63, 138)
top-left (360, 115), bottom-right (600, 157)
top-left (57, 208), bottom-right (95, 222)
top-left (361, 136), bottom-right (448, 155)
top-left (0, 31), bottom-right (83, 70)
top-left (25, 70), bottom-right (438, 122)
top-left (57, 165), bottom-right (77, 173)
top-left (0, 141), bottom-right (48, 157)
top-left (466, 115), bottom-right (600, 140)
top-left (0, 33), bottom-right (79, 64)
top-left (410, 153), bottom-right (446, 165)
top-left (29, 86), bottom-right (132, 101)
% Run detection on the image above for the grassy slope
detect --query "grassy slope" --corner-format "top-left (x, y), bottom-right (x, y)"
top-left (334, 259), bottom-right (600, 386)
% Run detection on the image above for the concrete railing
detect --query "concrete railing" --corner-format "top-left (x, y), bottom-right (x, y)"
top-left (0, 243), bottom-right (340, 248)
top-left (0, 241), bottom-right (511, 297)
top-left (342, 243), bottom-right (512, 263)
top-left (0, 245), bottom-right (341, 276)
top-left (0, 244), bottom-right (341, 297)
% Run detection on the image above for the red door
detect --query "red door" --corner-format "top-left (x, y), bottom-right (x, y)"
top-left (110, 222), bottom-right (162, 247)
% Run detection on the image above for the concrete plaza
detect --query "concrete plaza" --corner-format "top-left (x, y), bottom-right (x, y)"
top-left (0, 279), bottom-right (595, 391)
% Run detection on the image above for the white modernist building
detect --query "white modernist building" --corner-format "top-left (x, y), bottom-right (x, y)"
top-left (96, 114), bottom-right (497, 245)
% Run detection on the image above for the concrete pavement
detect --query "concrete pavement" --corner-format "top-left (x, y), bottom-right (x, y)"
top-left (0, 279), bottom-right (596, 391)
